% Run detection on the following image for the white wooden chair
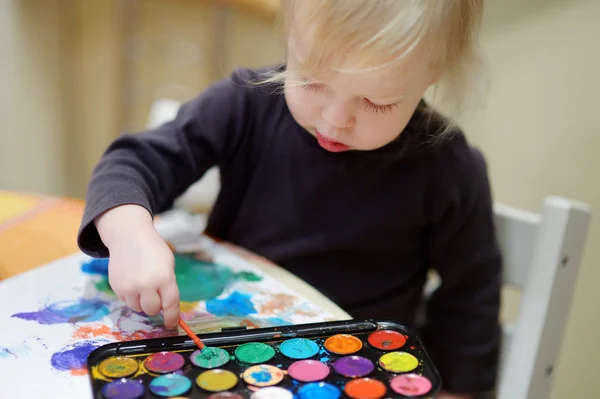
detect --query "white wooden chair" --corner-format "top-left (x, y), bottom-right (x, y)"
top-left (495, 197), bottom-right (591, 399)
top-left (423, 197), bottom-right (591, 398)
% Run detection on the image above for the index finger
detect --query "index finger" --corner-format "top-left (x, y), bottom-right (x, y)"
top-left (159, 281), bottom-right (180, 329)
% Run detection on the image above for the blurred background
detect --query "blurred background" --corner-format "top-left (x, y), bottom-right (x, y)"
top-left (0, 0), bottom-right (598, 396)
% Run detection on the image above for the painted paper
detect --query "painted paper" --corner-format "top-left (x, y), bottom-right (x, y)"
top-left (0, 214), bottom-right (337, 398)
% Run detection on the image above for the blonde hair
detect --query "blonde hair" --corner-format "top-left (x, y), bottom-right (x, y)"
top-left (258, 0), bottom-right (486, 138)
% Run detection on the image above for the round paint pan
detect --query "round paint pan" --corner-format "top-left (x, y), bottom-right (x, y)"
top-left (101, 378), bottom-right (144, 399)
top-left (367, 330), bottom-right (407, 351)
top-left (234, 342), bottom-right (275, 364)
top-left (323, 334), bottom-right (363, 355)
top-left (190, 347), bottom-right (230, 369)
top-left (344, 378), bottom-right (387, 399)
top-left (297, 382), bottom-right (341, 399)
top-left (279, 338), bottom-right (319, 359)
top-left (390, 373), bottom-right (433, 396)
top-left (98, 356), bottom-right (139, 378)
top-left (149, 374), bottom-right (192, 397)
top-left (241, 364), bottom-right (285, 387)
top-left (207, 393), bottom-right (244, 399)
top-left (332, 356), bottom-right (374, 378)
top-left (196, 369), bottom-right (239, 392)
top-left (250, 386), bottom-right (294, 399)
top-left (144, 351), bottom-right (185, 374)
top-left (378, 351), bottom-right (419, 373)
top-left (287, 359), bottom-right (330, 382)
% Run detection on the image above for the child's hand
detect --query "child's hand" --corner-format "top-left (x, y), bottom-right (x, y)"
top-left (95, 204), bottom-right (180, 329)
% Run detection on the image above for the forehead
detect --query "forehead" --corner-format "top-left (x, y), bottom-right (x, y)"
top-left (288, 33), bottom-right (431, 98)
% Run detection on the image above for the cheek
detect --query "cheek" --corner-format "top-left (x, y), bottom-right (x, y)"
top-left (356, 111), bottom-right (412, 146)
top-left (377, 100), bottom-right (423, 135)
top-left (284, 86), bottom-right (319, 123)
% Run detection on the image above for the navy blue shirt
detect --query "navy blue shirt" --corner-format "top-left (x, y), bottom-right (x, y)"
top-left (78, 66), bottom-right (501, 394)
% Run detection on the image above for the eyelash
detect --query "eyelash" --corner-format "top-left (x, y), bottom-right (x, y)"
top-left (363, 100), bottom-right (398, 115)
top-left (300, 82), bottom-right (325, 92)
top-left (300, 83), bottom-right (398, 115)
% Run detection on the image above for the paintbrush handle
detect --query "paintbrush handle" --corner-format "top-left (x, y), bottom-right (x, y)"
top-left (178, 318), bottom-right (205, 350)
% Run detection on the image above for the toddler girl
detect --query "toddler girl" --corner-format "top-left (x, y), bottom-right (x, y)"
top-left (78, 1), bottom-right (501, 397)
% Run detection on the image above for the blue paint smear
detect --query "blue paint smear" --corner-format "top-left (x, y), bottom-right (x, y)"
top-left (0, 343), bottom-right (30, 358)
top-left (81, 258), bottom-right (109, 277)
top-left (267, 317), bottom-right (292, 326)
top-left (206, 291), bottom-right (256, 317)
top-left (12, 299), bottom-right (111, 325)
top-left (251, 371), bottom-right (272, 383)
top-left (50, 341), bottom-right (106, 371)
top-left (318, 345), bottom-right (331, 363)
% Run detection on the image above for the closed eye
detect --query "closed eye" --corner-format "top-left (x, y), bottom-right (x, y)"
top-left (363, 99), bottom-right (398, 115)
top-left (299, 81), bottom-right (398, 115)
top-left (300, 83), bottom-right (325, 92)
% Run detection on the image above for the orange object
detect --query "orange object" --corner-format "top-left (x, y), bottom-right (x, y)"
top-left (344, 378), bottom-right (387, 399)
top-left (178, 318), bottom-right (205, 350)
top-left (0, 191), bottom-right (85, 279)
top-left (367, 330), bottom-right (407, 350)
top-left (323, 334), bottom-right (363, 355)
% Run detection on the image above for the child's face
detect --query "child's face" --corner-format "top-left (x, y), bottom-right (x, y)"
top-left (284, 36), bottom-right (436, 153)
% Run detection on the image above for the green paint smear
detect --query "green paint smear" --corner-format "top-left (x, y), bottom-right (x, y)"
top-left (92, 255), bottom-right (238, 302)
top-left (235, 342), bottom-right (275, 364)
top-left (191, 347), bottom-right (230, 369)
top-left (235, 271), bottom-right (262, 282)
top-left (175, 255), bottom-right (234, 302)
top-left (94, 279), bottom-right (115, 296)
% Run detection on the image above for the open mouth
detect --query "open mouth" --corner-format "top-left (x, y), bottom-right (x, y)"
top-left (315, 130), bottom-right (350, 152)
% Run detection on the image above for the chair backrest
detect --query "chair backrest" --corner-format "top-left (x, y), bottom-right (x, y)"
top-left (497, 197), bottom-right (591, 399)
top-left (147, 99), bottom-right (182, 129)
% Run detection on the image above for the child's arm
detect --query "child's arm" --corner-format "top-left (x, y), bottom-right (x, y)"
top-left (77, 70), bottom-right (255, 328)
top-left (95, 204), bottom-right (179, 328)
top-left (424, 145), bottom-right (502, 396)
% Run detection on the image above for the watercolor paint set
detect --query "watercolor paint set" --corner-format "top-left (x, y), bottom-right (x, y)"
top-left (87, 319), bottom-right (441, 399)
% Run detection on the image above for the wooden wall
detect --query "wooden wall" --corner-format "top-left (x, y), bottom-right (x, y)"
top-left (5, 0), bottom-right (283, 198)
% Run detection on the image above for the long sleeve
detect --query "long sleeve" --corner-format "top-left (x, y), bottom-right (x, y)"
top-left (423, 143), bottom-right (502, 394)
top-left (77, 70), bottom-right (254, 258)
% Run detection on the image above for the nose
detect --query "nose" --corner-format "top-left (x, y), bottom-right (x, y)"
top-left (322, 101), bottom-right (355, 129)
